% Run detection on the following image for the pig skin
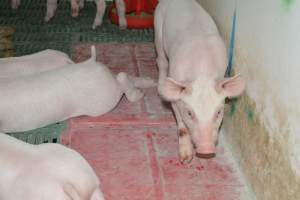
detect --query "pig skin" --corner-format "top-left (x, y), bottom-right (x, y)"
top-left (0, 132), bottom-right (105, 200)
top-left (0, 46), bottom-right (156, 132)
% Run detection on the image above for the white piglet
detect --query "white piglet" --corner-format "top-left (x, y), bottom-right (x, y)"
top-left (45, 0), bottom-right (127, 29)
top-left (154, 0), bottom-right (245, 162)
top-left (0, 49), bottom-right (73, 79)
top-left (0, 46), bottom-right (155, 132)
top-left (0, 133), bottom-right (105, 200)
top-left (11, 0), bottom-right (127, 29)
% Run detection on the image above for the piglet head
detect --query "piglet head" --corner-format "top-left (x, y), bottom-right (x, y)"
top-left (160, 74), bottom-right (245, 158)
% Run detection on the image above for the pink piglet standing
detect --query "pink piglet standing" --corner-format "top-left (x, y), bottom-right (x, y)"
top-left (154, 0), bottom-right (246, 163)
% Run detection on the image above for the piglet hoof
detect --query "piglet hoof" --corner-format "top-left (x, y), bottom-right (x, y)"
top-left (72, 13), bottom-right (79, 17)
top-left (179, 151), bottom-right (193, 164)
top-left (179, 148), bottom-right (193, 162)
top-left (11, 0), bottom-right (21, 9)
top-left (119, 19), bottom-right (127, 30)
top-left (119, 23), bottom-right (127, 30)
top-left (119, 25), bottom-right (126, 30)
top-left (71, 9), bottom-right (79, 17)
top-left (92, 20), bottom-right (103, 30)
top-left (11, 2), bottom-right (19, 9)
top-left (126, 89), bottom-right (144, 102)
top-left (44, 16), bottom-right (51, 22)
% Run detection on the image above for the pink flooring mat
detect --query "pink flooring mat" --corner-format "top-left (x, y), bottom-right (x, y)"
top-left (62, 43), bottom-right (251, 200)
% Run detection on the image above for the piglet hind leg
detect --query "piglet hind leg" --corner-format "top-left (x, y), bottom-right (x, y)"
top-left (172, 103), bottom-right (194, 164)
top-left (115, 0), bottom-right (127, 29)
top-left (92, 0), bottom-right (106, 29)
top-left (44, 0), bottom-right (58, 22)
top-left (79, 0), bottom-right (84, 10)
top-left (11, 0), bottom-right (21, 9)
top-left (154, 8), bottom-right (169, 96)
top-left (116, 72), bottom-right (156, 102)
top-left (71, 0), bottom-right (80, 17)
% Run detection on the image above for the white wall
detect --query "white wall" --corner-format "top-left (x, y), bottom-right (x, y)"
top-left (199, 0), bottom-right (300, 176)
top-left (196, 0), bottom-right (300, 199)
top-left (239, 0), bottom-right (300, 175)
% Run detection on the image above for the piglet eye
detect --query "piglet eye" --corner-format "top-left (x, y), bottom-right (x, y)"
top-left (187, 110), bottom-right (194, 119)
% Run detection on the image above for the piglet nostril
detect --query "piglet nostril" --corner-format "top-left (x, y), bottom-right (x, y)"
top-left (195, 153), bottom-right (216, 159)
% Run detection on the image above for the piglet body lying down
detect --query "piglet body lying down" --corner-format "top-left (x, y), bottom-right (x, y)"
top-left (0, 49), bottom-right (73, 79)
top-left (0, 133), bottom-right (104, 200)
top-left (0, 46), bottom-right (155, 132)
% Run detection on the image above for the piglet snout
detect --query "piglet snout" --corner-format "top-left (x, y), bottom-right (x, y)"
top-left (196, 152), bottom-right (216, 159)
top-left (195, 145), bottom-right (216, 159)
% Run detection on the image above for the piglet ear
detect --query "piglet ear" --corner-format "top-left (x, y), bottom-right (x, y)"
top-left (216, 74), bottom-right (246, 98)
top-left (159, 78), bottom-right (190, 101)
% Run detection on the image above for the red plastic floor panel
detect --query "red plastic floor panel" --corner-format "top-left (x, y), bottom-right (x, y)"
top-left (65, 43), bottom-right (252, 200)
top-left (67, 127), bottom-right (248, 200)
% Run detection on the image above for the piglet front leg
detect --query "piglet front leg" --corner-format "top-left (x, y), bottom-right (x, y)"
top-left (79, 0), bottom-right (85, 10)
top-left (71, 0), bottom-right (80, 17)
top-left (70, 0), bottom-right (85, 18)
top-left (44, 0), bottom-right (58, 22)
top-left (172, 103), bottom-right (194, 164)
